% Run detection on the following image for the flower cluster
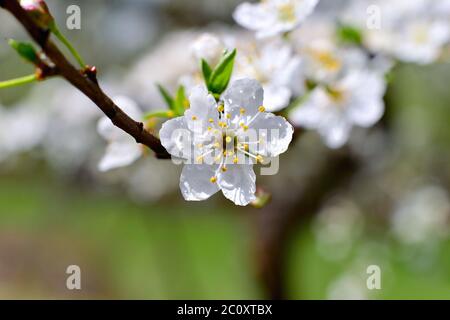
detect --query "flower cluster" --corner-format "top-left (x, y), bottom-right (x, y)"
top-left (96, 0), bottom-right (450, 205)
top-left (1, 0), bottom-right (449, 206)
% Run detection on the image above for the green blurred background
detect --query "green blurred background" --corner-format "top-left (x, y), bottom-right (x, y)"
top-left (0, 0), bottom-right (450, 299)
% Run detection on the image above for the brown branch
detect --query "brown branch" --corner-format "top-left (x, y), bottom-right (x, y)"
top-left (1, 0), bottom-right (170, 159)
top-left (253, 149), bottom-right (359, 299)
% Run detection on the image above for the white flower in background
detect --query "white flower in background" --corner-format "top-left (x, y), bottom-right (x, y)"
top-left (392, 186), bottom-right (450, 245)
top-left (0, 104), bottom-right (47, 162)
top-left (391, 20), bottom-right (450, 64)
top-left (233, 0), bottom-right (319, 38)
top-left (190, 33), bottom-right (225, 66)
top-left (97, 96), bottom-right (144, 172)
top-left (290, 69), bottom-right (386, 148)
top-left (289, 19), bottom-right (377, 83)
top-left (234, 40), bottom-right (302, 111)
top-left (159, 78), bottom-right (293, 206)
top-left (341, 0), bottom-right (450, 65)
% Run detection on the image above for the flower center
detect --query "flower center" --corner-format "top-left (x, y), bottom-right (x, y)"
top-left (277, 2), bottom-right (296, 23)
top-left (311, 50), bottom-right (342, 72)
top-left (205, 105), bottom-right (267, 183)
top-left (326, 86), bottom-right (347, 104)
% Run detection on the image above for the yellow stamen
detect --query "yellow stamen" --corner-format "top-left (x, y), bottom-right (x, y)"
top-left (240, 108), bottom-right (246, 114)
top-left (217, 105), bottom-right (224, 112)
top-left (226, 113), bottom-right (231, 119)
top-left (208, 118), bottom-right (214, 123)
top-left (233, 157), bottom-right (239, 164)
top-left (258, 105), bottom-right (265, 113)
top-left (210, 176), bottom-right (217, 183)
top-left (256, 155), bottom-right (264, 164)
top-left (221, 166), bottom-right (227, 172)
top-left (191, 115), bottom-right (197, 120)
top-left (225, 136), bottom-right (232, 143)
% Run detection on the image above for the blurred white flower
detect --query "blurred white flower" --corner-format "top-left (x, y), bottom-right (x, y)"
top-left (234, 40), bottom-right (302, 111)
top-left (0, 104), bottom-right (47, 162)
top-left (289, 69), bottom-right (386, 148)
top-left (97, 96), bottom-right (144, 172)
top-left (327, 273), bottom-right (368, 300)
top-left (190, 33), bottom-right (225, 66)
top-left (313, 199), bottom-right (363, 261)
top-left (342, 0), bottom-right (450, 64)
top-left (159, 79), bottom-right (293, 206)
top-left (233, 0), bottom-right (319, 38)
top-left (392, 186), bottom-right (450, 245)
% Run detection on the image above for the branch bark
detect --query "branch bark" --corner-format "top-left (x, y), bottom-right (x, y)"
top-left (253, 149), bottom-right (359, 299)
top-left (1, 0), bottom-right (170, 159)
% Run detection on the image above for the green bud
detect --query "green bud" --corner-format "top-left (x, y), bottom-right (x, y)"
top-left (8, 39), bottom-right (39, 64)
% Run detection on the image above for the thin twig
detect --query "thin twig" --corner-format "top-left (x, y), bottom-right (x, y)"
top-left (1, 0), bottom-right (170, 159)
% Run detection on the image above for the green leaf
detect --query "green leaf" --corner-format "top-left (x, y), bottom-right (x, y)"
top-left (8, 39), bottom-right (39, 64)
top-left (208, 49), bottom-right (236, 96)
top-left (157, 84), bottom-right (175, 109)
top-left (143, 110), bottom-right (175, 120)
top-left (175, 85), bottom-right (188, 114)
top-left (336, 24), bottom-right (363, 46)
top-left (201, 59), bottom-right (212, 84)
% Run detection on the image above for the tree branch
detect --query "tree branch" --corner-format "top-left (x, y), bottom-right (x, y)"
top-left (1, 0), bottom-right (170, 159)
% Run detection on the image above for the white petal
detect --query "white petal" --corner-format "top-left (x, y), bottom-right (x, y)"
top-left (233, 2), bottom-right (276, 32)
top-left (98, 141), bottom-right (142, 172)
top-left (218, 164), bottom-right (256, 206)
top-left (159, 117), bottom-right (193, 160)
top-left (180, 164), bottom-right (220, 201)
top-left (348, 99), bottom-right (384, 128)
top-left (294, 0), bottom-right (320, 21)
top-left (263, 84), bottom-right (291, 112)
top-left (289, 88), bottom-right (330, 128)
top-left (251, 112), bottom-right (294, 157)
top-left (185, 85), bottom-right (219, 133)
top-left (345, 71), bottom-right (386, 127)
top-left (223, 78), bottom-right (264, 120)
top-left (320, 119), bottom-right (352, 149)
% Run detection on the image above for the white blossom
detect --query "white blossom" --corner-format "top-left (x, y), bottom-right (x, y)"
top-left (392, 186), bottom-right (450, 245)
top-left (97, 96), bottom-right (144, 172)
top-left (342, 0), bottom-right (450, 64)
top-left (159, 79), bottom-right (293, 206)
top-left (289, 69), bottom-right (386, 148)
top-left (233, 0), bottom-right (319, 38)
top-left (0, 104), bottom-right (47, 162)
top-left (234, 39), bottom-right (302, 111)
top-left (190, 33), bottom-right (225, 66)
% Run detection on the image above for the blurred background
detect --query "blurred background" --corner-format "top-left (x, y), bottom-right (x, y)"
top-left (0, 0), bottom-right (450, 299)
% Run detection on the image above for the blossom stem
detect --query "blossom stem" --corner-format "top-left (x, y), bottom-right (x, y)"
top-left (0, 74), bottom-right (37, 89)
top-left (49, 21), bottom-right (86, 68)
top-left (1, 0), bottom-right (169, 158)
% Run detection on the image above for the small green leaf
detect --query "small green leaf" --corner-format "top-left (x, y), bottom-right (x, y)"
top-left (201, 59), bottom-right (212, 84)
top-left (336, 24), bottom-right (363, 46)
top-left (157, 84), bottom-right (175, 109)
top-left (208, 49), bottom-right (236, 96)
top-left (8, 39), bottom-right (39, 64)
top-left (175, 85), bottom-right (188, 114)
top-left (143, 110), bottom-right (175, 120)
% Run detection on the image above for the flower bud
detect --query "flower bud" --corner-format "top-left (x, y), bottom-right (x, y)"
top-left (20, 0), bottom-right (54, 28)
